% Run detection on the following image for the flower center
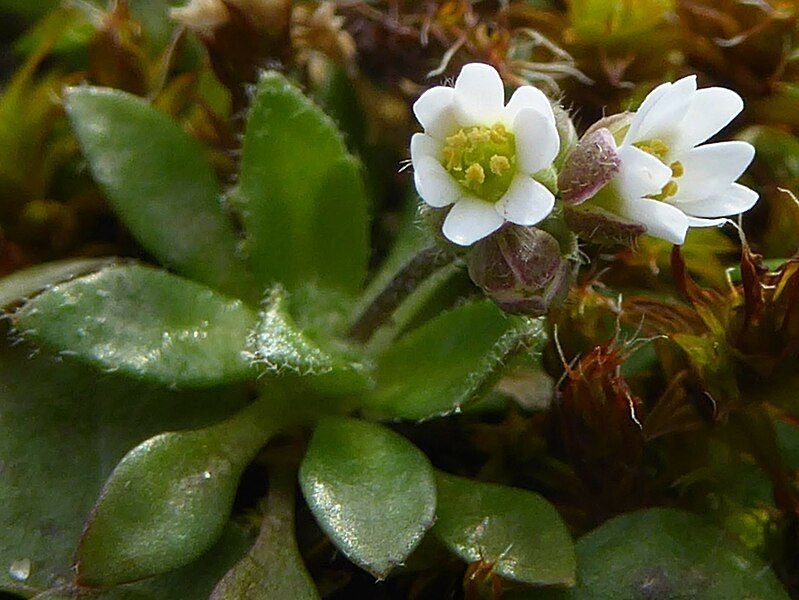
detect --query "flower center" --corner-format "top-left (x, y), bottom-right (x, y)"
top-left (441, 124), bottom-right (517, 203)
top-left (634, 139), bottom-right (684, 201)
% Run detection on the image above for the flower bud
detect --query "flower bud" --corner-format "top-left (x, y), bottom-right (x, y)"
top-left (558, 118), bottom-right (647, 245)
top-left (466, 224), bottom-right (574, 316)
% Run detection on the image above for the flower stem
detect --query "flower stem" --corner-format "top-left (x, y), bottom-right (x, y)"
top-left (348, 246), bottom-right (455, 343)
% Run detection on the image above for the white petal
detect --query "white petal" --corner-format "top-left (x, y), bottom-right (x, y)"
top-left (675, 182), bottom-right (759, 218)
top-left (671, 87), bottom-right (744, 154)
top-left (617, 197), bottom-right (690, 245)
top-left (514, 108), bottom-right (559, 174)
top-left (414, 156), bottom-right (461, 208)
top-left (686, 216), bottom-right (730, 228)
top-left (503, 86), bottom-right (553, 125)
top-left (626, 76), bottom-right (697, 146)
top-left (410, 133), bottom-right (440, 164)
top-left (454, 63), bottom-right (505, 126)
top-left (672, 141), bottom-right (755, 200)
top-left (494, 175), bottom-right (555, 226)
top-left (623, 81), bottom-right (672, 144)
top-left (413, 86), bottom-right (458, 139)
top-left (614, 145), bottom-right (672, 201)
top-left (442, 197), bottom-right (505, 246)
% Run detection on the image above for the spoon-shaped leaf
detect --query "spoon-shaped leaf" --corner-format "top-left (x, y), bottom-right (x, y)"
top-left (299, 416), bottom-right (436, 578)
top-left (65, 86), bottom-right (253, 300)
top-left (507, 508), bottom-right (790, 599)
top-left (14, 264), bottom-right (256, 388)
top-left (76, 396), bottom-right (299, 586)
top-left (433, 472), bottom-right (576, 587)
top-left (362, 301), bottom-right (544, 421)
top-left (233, 71), bottom-right (369, 295)
top-left (0, 257), bottom-right (116, 309)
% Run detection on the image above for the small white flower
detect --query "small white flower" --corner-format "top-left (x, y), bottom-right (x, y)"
top-left (602, 76), bottom-right (758, 245)
top-left (411, 63), bottom-right (560, 246)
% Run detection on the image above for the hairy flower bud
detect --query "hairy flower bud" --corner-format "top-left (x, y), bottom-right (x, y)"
top-left (559, 119), bottom-right (647, 245)
top-left (466, 224), bottom-right (573, 316)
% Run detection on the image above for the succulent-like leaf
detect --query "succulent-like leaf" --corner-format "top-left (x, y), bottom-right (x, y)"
top-left (65, 87), bottom-right (253, 300)
top-left (0, 257), bottom-right (115, 308)
top-left (299, 416), bottom-right (436, 578)
top-left (0, 324), bottom-right (249, 595)
top-left (509, 508), bottom-right (789, 599)
top-left (76, 396), bottom-right (297, 586)
top-left (234, 71), bottom-right (369, 296)
top-left (433, 473), bottom-right (576, 586)
top-left (362, 301), bottom-right (544, 421)
top-left (14, 264), bottom-right (257, 388)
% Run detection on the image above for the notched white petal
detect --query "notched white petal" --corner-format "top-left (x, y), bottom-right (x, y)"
top-left (410, 133), bottom-right (441, 164)
top-left (676, 182), bottom-right (759, 218)
top-left (514, 107), bottom-right (559, 175)
top-left (414, 156), bottom-right (461, 208)
top-left (627, 75), bottom-right (697, 146)
top-left (618, 197), bottom-right (690, 245)
top-left (671, 87), bottom-right (744, 153)
top-left (615, 145), bottom-right (672, 201)
top-left (503, 86), bottom-right (553, 126)
top-left (453, 63), bottom-right (505, 126)
top-left (495, 175), bottom-right (555, 226)
top-left (673, 141), bottom-right (755, 200)
top-left (413, 86), bottom-right (458, 139)
top-left (442, 197), bottom-right (505, 246)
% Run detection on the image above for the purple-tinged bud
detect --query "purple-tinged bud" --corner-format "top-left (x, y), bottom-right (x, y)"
top-left (467, 224), bottom-right (574, 316)
top-left (558, 113), bottom-right (648, 246)
top-left (558, 127), bottom-right (620, 206)
top-left (563, 204), bottom-right (646, 246)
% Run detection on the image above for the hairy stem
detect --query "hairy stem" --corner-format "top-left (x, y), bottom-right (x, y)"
top-left (348, 246), bottom-right (455, 343)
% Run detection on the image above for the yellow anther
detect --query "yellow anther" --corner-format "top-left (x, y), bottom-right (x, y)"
top-left (634, 138), bottom-right (670, 161)
top-left (465, 163), bottom-right (486, 185)
top-left (670, 161), bottom-right (684, 178)
top-left (489, 154), bottom-right (511, 175)
top-left (490, 123), bottom-right (510, 143)
top-left (660, 181), bottom-right (678, 199)
top-left (441, 123), bottom-right (517, 202)
top-left (468, 128), bottom-right (491, 144)
top-left (446, 130), bottom-right (468, 148)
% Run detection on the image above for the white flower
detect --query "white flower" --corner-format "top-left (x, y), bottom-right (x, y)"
top-left (604, 75), bottom-right (758, 244)
top-left (411, 63), bottom-right (560, 246)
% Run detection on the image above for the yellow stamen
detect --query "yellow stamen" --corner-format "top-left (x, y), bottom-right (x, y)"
top-left (465, 163), bottom-right (486, 185)
top-left (670, 161), bottom-right (684, 178)
top-left (440, 123), bottom-right (517, 203)
top-left (490, 154), bottom-right (511, 175)
top-left (634, 139), bottom-right (670, 161)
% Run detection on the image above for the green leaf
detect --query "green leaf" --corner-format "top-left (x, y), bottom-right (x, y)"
top-left (362, 301), bottom-right (544, 421)
top-left (0, 257), bottom-right (115, 308)
top-left (433, 473), bottom-right (576, 586)
top-left (76, 396), bottom-right (297, 586)
top-left (210, 464), bottom-right (319, 600)
top-left (14, 264), bottom-right (257, 388)
top-left (512, 508), bottom-right (789, 599)
top-left (234, 71), bottom-right (369, 295)
top-left (0, 325), bottom-right (249, 596)
top-left (65, 86), bottom-right (253, 300)
top-left (248, 286), bottom-right (373, 395)
top-left (31, 523), bottom-right (255, 600)
top-left (299, 416), bottom-right (436, 578)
